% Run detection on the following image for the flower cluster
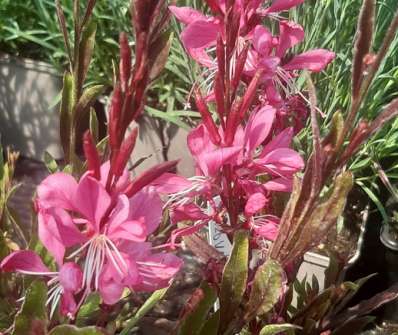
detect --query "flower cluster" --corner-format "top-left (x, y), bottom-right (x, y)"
top-left (1, 161), bottom-right (182, 317)
top-left (161, 0), bottom-right (335, 246)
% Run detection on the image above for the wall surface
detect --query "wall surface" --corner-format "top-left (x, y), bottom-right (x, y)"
top-left (0, 54), bottom-right (63, 160)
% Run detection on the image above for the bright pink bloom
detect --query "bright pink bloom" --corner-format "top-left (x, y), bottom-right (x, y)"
top-left (32, 162), bottom-right (182, 305)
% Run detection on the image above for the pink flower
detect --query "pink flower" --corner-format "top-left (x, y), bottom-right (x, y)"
top-left (31, 162), bottom-right (183, 305)
top-left (247, 23), bottom-right (335, 81)
top-left (0, 251), bottom-right (82, 318)
top-left (234, 105), bottom-right (304, 192)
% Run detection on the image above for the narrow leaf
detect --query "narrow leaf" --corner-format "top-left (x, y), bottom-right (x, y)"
top-left (178, 282), bottom-right (217, 335)
top-left (352, 0), bottom-right (375, 98)
top-left (59, 71), bottom-right (74, 158)
top-left (219, 230), bottom-right (249, 331)
top-left (120, 287), bottom-right (169, 335)
top-left (246, 260), bottom-right (283, 319)
top-left (77, 20), bottom-right (97, 93)
top-left (49, 325), bottom-right (106, 335)
top-left (259, 324), bottom-right (301, 335)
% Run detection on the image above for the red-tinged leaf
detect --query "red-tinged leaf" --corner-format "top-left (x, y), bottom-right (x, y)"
top-left (81, 0), bottom-right (97, 28)
top-left (119, 32), bottom-right (132, 92)
top-left (246, 260), bottom-right (283, 319)
top-left (74, 85), bottom-right (105, 128)
top-left (108, 83), bottom-right (123, 151)
top-left (83, 131), bottom-right (101, 179)
top-left (325, 283), bottom-right (398, 330)
top-left (231, 44), bottom-right (249, 94)
top-left (238, 70), bottom-right (262, 120)
top-left (113, 127), bottom-right (138, 177)
top-left (225, 97), bottom-right (242, 145)
top-left (194, 88), bottom-right (221, 145)
top-left (55, 0), bottom-right (72, 66)
top-left (352, 0), bottom-right (375, 99)
top-left (184, 234), bottom-right (224, 264)
top-left (148, 30), bottom-right (172, 81)
top-left (76, 20), bottom-right (97, 95)
top-left (178, 282), bottom-right (217, 335)
top-left (132, 0), bottom-right (158, 34)
top-left (216, 35), bottom-right (225, 80)
top-left (286, 171), bottom-right (353, 265)
top-left (219, 230), bottom-right (249, 332)
top-left (214, 72), bottom-right (225, 117)
top-left (59, 72), bottom-right (74, 158)
top-left (125, 160), bottom-right (179, 197)
top-left (205, 0), bottom-right (223, 15)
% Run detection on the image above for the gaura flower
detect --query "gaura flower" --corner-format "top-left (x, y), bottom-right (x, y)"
top-left (2, 161), bottom-right (183, 310)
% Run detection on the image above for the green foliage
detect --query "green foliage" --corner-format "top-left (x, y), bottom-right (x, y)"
top-left (12, 281), bottom-right (47, 335)
top-left (119, 287), bottom-right (169, 335)
top-left (219, 230), bottom-right (249, 332)
top-left (178, 282), bottom-right (218, 335)
top-left (0, 0), bottom-right (131, 86)
top-left (259, 324), bottom-right (300, 335)
top-left (245, 260), bottom-right (283, 319)
top-left (49, 325), bottom-right (106, 335)
top-left (292, 0), bottom-right (398, 215)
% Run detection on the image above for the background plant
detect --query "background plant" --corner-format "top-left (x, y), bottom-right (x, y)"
top-left (291, 0), bottom-right (398, 219)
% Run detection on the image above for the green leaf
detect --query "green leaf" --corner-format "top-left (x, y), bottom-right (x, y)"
top-left (75, 293), bottom-right (101, 327)
top-left (49, 325), bottom-right (106, 335)
top-left (44, 151), bottom-right (59, 173)
top-left (145, 106), bottom-right (191, 130)
top-left (246, 260), bottom-right (283, 319)
top-left (12, 281), bottom-right (47, 335)
top-left (198, 310), bottom-right (220, 335)
top-left (178, 282), bottom-right (217, 335)
top-left (120, 287), bottom-right (169, 335)
top-left (259, 324), bottom-right (301, 335)
top-left (219, 230), bottom-right (249, 331)
top-left (89, 109), bottom-right (99, 143)
top-left (74, 85), bottom-right (105, 128)
top-left (59, 71), bottom-right (74, 158)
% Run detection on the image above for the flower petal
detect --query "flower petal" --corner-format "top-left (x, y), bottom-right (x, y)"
top-left (38, 209), bottom-right (85, 265)
top-left (133, 253), bottom-right (183, 292)
top-left (100, 161), bottom-right (129, 193)
top-left (253, 25), bottom-right (273, 56)
top-left (169, 6), bottom-right (207, 25)
top-left (181, 20), bottom-right (219, 50)
top-left (60, 290), bottom-right (78, 317)
top-left (151, 173), bottom-right (193, 194)
top-left (276, 20), bottom-right (304, 58)
top-left (37, 173), bottom-right (77, 210)
top-left (256, 148), bottom-right (304, 176)
top-left (0, 250), bottom-right (49, 274)
top-left (170, 203), bottom-right (209, 224)
top-left (129, 187), bottom-right (162, 235)
top-left (74, 175), bottom-right (111, 231)
top-left (260, 127), bottom-right (294, 157)
top-left (244, 105), bottom-right (276, 154)
top-left (200, 146), bottom-right (242, 176)
top-left (108, 220), bottom-right (147, 242)
top-left (283, 49), bottom-right (335, 72)
top-left (59, 262), bottom-right (83, 293)
top-left (38, 208), bottom-right (85, 265)
top-left (245, 192), bottom-right (267, 216)
top-left (266, 0), bottom-right (304, 13)
top-left (264, 177), bottom-right (293, 192)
